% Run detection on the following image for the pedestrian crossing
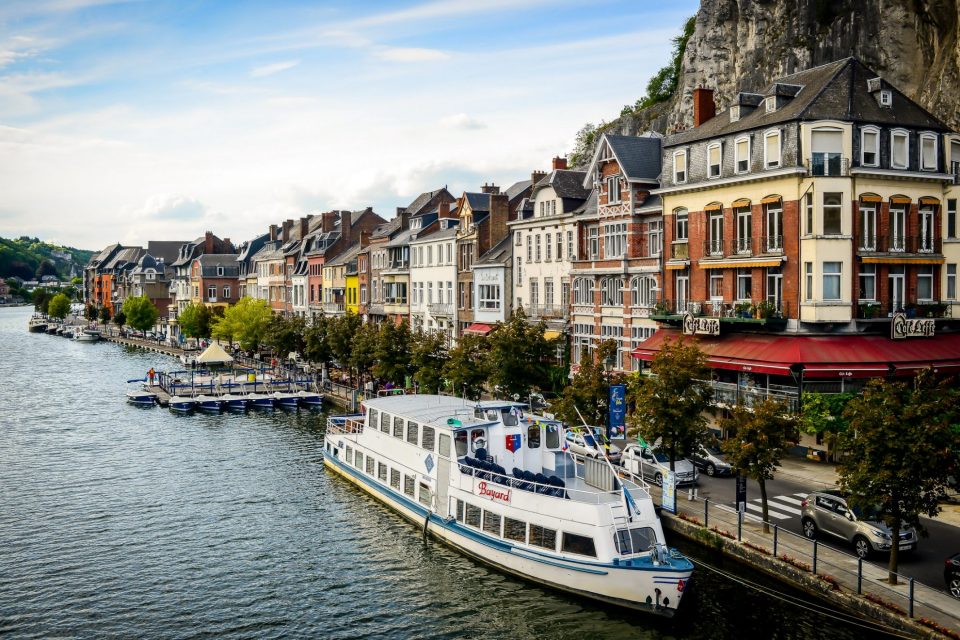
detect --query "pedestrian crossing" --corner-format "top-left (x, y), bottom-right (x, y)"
top-left (718, 492), bottom-right (808, 524)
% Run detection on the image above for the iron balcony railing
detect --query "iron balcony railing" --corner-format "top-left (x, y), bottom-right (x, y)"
top-left (524, 304), bottom-right (568, 319)
top-left (706, 379), bottom-right (800, 413)
top-left (857, 234), bottom-right (940, 254)
top-left (701, 235), bottom-right (784, 258)
top-left (807, 154), bottom-right (849, 177)
top-left (427, 303), bottom-right (454, 317)
top-left (652, 299), bottom-right (790, 320)
top-left (856, 299), bottom-right (952, 319)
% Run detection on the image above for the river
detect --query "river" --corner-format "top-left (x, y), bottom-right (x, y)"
top-left (0, 306), bottom-right (887, 638)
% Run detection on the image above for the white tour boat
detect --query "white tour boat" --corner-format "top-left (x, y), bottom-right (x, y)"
top-left (323, 394), bottom-right (693, 616)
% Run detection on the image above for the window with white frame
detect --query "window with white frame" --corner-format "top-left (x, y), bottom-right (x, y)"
top-left (360, 284), bottom-right (367, 304)
top-left (588, 226), bottom-right (600, 259)
top-left (822, 262), bottom-right (842, 300)
top-left (545, 232), bottom-right (552, 261)
top-left (555, 233), bottom-right (562, 261)
top-left (823, 193), bottom-right (843, 235)
top-left (516, 231), bottom-right (522, 246)
top-left (600, 324), bottom-right (625, 369)
top-left (675, 208), bottom-right (688, 241)
top-left (917, 266), bottom-right (934, 301)
top-left (647, 220), bottom-right (662, 257)
top-left (630, 327), bottom-right (655, 370)
top-left (736, 268), bottom-right (752, 301)
top-left (535, 235), bottom-right (542, 262)
top-left (567, 230), bottom-right (575, 259)
top-left (858, 264), bottom-right (876, 300)
top-left (949, 199), bottom-right (958, 238)
top-left (223, 286), bottom-right (231, 299)
top-left (544, 279), bottom-right (554, 308)
top-left (764, 130), bottom-right (781, 168)
top-left (603, 222), bottom-right (627, 258)
top-left (707, 143), bottom-right (721, 178)
top-left (607, 176), bottom-right (621, 203)
top-left (765, 201), bottom-right (783, 251)
top-left (920, 133), bottom-right (938, 171)
top-left (673, 150), bottom-right (687, 183)
top-left (631, 276), bottom-right (656, 307)
top-left (561, 281), bottom-right (570, 308)
top-left (571, 323), bottom-right (592, 365)
top-left (861, 127), bottom-right (879, 166)
top-left (530, 279), bottom-right (539, 306)
top-left (805, 192), bottom-right (814, 235)
top-left (478, 284), bottom-right (500, 310)
top-left (600, 277), bottom-right (623, 306)
top-left (516, 257), bottom-right (522, 284)
top-left (734, 136), bottom-right (750, 173)
top-left (804, 262), bottom-right (813, 301)
top-left (572, 278), bottom-right (592, 305)
top-left (526, 236), bottom-right (532, 262)
top-left (891, 129), bottom-right (909, 169)
top-left (207, 285), bottom-right (216, 299)
top-left (709, 272), bottom-right (723, 299)
top-left (948, 264), bottom-right (957, 300)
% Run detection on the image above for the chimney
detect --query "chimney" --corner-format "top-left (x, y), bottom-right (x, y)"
top-left (340, 210), bottom-right (353, 243)
top-left (693, 86), bottom-right (716, 127)
top-left (321, 211), bottom-right (337, 232)
top-left (438, 201), bottom-right (451, 218)
top-left (531, 170), bottom-right (547, 185)
top-left (282, 219), bottom-right (294, 243)
top-left (552, 156), bottom-right (568, 170)
top-left (486, 193), bottom-right (509, 255)
top-left (269, 224), bottom-right (278, 242)
top-left (481, 182), bottom-right (500, 195)
top-left (359, 230), bottom-right (371, 248)
top-left (299, 216), bottom-right (309, 238)
top-left (400, 209), bottom-right (410, 230)
top-left (204, 231), bottom-right (214, 253)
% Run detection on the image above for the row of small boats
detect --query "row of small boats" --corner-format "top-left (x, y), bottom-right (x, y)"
top-left (28, 317), bottom-right (100, 341)
top-left (126, 388), bottom-right (324, 412)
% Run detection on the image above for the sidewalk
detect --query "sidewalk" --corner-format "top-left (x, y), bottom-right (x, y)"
top-left (777, 454), bottom-right (960, 529)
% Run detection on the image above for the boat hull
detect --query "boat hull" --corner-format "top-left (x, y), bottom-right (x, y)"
top-left (274, 394), bottom-right (300, 409)
top-left (126, 393), bottom-right (156, 406)
top-left (168, 398), bottom-right (196, 413)
top-left (322, 450), bottom-right (690, 616)
top-left (196, 400), bottom-right (224, 412)
top-left (298, 393), bottom-right (324, 407)
top-left (247, 395), bottom-right (275, 410)
top-left (223, 398), bottom-right (249, 411)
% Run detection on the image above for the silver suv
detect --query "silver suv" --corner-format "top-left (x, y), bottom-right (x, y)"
top-left (800, 490), bottom-right (918, 559)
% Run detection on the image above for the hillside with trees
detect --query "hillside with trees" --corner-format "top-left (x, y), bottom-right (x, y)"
top-left (0, 236), bottom-right (95, 280)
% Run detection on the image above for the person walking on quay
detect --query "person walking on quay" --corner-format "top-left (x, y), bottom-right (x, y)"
top-left (147, 367), bottom-right (155, 387)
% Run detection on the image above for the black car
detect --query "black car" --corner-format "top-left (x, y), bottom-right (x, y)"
top-left (690, 445), bottom-right (733, 477)
top-left (947, 553), bottom-right (960, 599)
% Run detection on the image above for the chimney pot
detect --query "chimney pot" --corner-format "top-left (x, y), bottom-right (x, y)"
top-left (552, 156), bottom-right (568, 170)
top-left (481, 183), bottom-right (500, 195)
top-left (693, 86), bottom-right (716, 127)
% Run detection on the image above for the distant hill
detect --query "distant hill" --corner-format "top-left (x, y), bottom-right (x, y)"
top-left (0, 236), bottom-right (95, 280)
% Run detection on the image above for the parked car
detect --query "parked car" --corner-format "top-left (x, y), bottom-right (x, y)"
top-left (800, 489), bottom-right (918, 559)
top-left (690, 445), bottom-right (734, 477)
top-left (565, 427), bottom-right (622, 464)
top-left (620, 443), bottom-right (698, 487)
top-left (946, 553), bottom-right (960, 599)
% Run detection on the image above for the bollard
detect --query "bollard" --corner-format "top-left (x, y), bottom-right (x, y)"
top-left (737, 509), bottom-right (742, 541)
top-left (704, 498), bottom-right (709, 528)
top-left (857, 558), bottom-right (862, 594)
top-left (773, 524), bottom-right (778, 557)
top-left (688, 487), bottom-right (693, 501)
top-left (909, 578), bottom-right (914, 618)
top-left (812, 540), bottom-right (818, 574)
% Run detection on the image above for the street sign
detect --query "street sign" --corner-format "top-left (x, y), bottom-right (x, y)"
top-left (735, 474), bottom-right (747, 513)
top-left (662, 471), bottom-right (677, 514)
top-left (608, 384), bottom-right (626, 440)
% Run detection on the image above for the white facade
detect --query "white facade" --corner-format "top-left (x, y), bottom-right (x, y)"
top-left (291, 274), bottom-right (309, 317)
top-left (409, 230), bottom-right (458, 343)
top-left (472, 264), bottom-right (508, 325)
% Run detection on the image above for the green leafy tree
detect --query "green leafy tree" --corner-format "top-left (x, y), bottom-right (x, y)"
top-left (721, 399), bottom-right (799, 533)
top-left (122, 295), bottom-right (159, 332)
top-left (85, 304), bottom-right (98, 321)
top-left (486, 309), bottom-right (554, 399)
top-left (327, 312), bottom-right (362, 376)
top-left (113, 310), bottom-right (126, 327)
top-left (212, 297), bottom-right (272, 352)
top-left (554, 340), bottom-right (619, 427)
top-left (838, 371), bottom-right (960, 583)
top-left (800, 392), bottom-right (854, 458)
top-left (442, 333), bottom-right (490, 400)
top-left (628, 337), bottom-right (713, 471)
top-left (33, 288), bottom-right (51, 313)
top-left (264, 314), bottom-right (307, 358)
top-left (98, 305), bottom-right (112, 324)
top-left (35, 260), bottom-right (57, 279)
top-left (374, 320), bottom-right (413, 386)
top-left (71, 276), bottom-right (82, 286)
top-left (410, 329), bottom-right (450, 393)
top-left (304, 314), bottom-right (333, 369)
top-left (47, 292), bottom-right (71, 320)
top-left (568, 122), bottom-right (600, 167)
top-left (349, 322), bottom-right (379, 385)
top-left (178, 303), bottom-right (213, 339)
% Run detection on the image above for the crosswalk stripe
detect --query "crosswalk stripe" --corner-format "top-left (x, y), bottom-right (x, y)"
top-left (753, 498), bottom-right (802, 515)
top-left (774, 495), bottom-right (804, 507)
top-left (716, 503), bottom-right (763, 523)
top-left (745, 502), bottom-right (791, 520)
top-left (793, 492), bottom-right (808, 498)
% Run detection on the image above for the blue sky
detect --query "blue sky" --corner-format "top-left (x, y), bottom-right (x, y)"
top-left (0, 0), bottom-right (697, 249)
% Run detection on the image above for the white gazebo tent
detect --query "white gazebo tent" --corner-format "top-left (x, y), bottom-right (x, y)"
top-left (196, 342), bottom-right (235, 366)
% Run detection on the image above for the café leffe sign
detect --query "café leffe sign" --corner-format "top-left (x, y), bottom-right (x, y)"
top-left (682, 313), bottom-right (720, 336)
top-left (891, 313), bottom-right (935, 339)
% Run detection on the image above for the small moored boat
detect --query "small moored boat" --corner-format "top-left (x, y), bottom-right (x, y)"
top-left (126, 388), bottom-right (157, 406)
top-left (220, 393), bottom-right (250, 411)
top-left (246, 393), bottom-right (275, 410)
top-left (27, 317), bottom-right (48, 333)
top-left (272, 391), bottom-right (300, 409)
top-left (74, 328), bottom-right (101, 342)
top-left (296, 390), bottom-right (324, 407)
top-left (194, 395), bottom-right (225, 412)
top-left (168, 396), bottom-right (197, 413)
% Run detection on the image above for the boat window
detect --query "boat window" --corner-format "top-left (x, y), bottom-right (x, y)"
top-left (380, 412), bottom-right (390, 433)
top-left (355, 451), bottom-right (364, 469)
top-left (613, 527), bottom-right (657, 555)
top-left (377, 462), bottom-right (387, 482)
top-left (486, 409), bottom-right (500, 421)
top-left (545, 423), bottom-right (561, 449)
top-left (388, 469), bottom-right (399, 489)
top-left (418, 482), bottom-right (432, 508)
top-left (527, 424), bottom-right (541, 449)
top-left (474, 408), bottom-right (485, 419)
top-left (503, 518), bottom-right (526, 543)
top-left (393, 417), bottom-right (404, 438)
top-left (368, 408), bottom-right (378, 428)
top-left (404, 475), bottom-right (415, 497)
top-left (365, 456), bottom-right (374, 475)
top-left (406, 421), bottom-right (419, 445)
top-left (437, 432), bottom-right (450, 458)
top-left (470, 429), bottom-right (487, 453)
top-left (501, 408), bottom-right (518, 426)
top-left (345, 446), bottom-right (353, 463)
top-left (561, 532), bottom-right (597, 558)
top-left (482, 511), bottom-right (502, 536)
top-left (455, 499), bottom-right (465, 522)
top-left (465, 503), bottom-right (482, 528)
top-left (423, 426), bottom-right (437, 452)
top-left (454, 431), bottom-right (468, 457)
top-left (529, 524), bottom-right (556, 550)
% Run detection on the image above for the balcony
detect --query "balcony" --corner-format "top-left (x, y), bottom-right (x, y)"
top-left (856, 299), bottom-right (952, 320)
top-left (702, 236), bottom-right (784, 258)
top-left (428, 303), bottom-right (454, 317)
top-left (367, 303), bottom-right (385, 315)
top-left (857, 234), bottom-right (940, 254)
top-left (651, 299), bottom-right (790, 327)
top-left (525, 304), bottom-right (568, 319)
top-left (322, 302), bottom-right (345, 314)
top-left (806, 154), bottom-right (849, 177)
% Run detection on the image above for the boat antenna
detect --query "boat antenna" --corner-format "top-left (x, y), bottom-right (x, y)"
top-left (572, 404), bottom-right (638, 522)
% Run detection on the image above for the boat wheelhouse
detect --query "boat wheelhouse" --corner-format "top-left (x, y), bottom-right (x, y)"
top-left (323, 394), bottom-right (693, 616)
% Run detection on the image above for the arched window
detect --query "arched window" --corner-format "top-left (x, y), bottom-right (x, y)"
top-left (572, 278), bottom-right (592, 305)
top-left (631, 276), bottom-right (656, 308)
top-left (600, 277), bottom-right (624, 306)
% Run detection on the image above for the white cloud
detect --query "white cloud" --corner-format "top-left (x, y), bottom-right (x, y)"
top-left (440, 113), bottom-right (486, 130)
top-left (374, 46), bottom-right (449, 63)
top-left (132, 194), bottom-right (207, 221)
top-left (249, 58), bottom-right (300, 78)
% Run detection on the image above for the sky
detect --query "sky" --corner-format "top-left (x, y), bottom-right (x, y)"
top-left (0, 0), bottom-right (698, 250)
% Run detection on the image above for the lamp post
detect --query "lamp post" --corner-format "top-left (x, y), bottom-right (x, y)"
top-left (603, 354), bottom-right (614, 441)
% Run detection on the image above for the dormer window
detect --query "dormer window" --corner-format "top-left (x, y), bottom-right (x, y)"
top-left (891, 129), bottom-right (909, 169)
top-left (880, 91), bottom-right (892, 106)
top-left (217, 266), bottom-right (224, 276)
top-left (764, 130), bottom-right (781, 169)
top-left (734, 136), bottom-right (750, 173)
top-left (411, 217), bottom-right (422, 230)
top-left (607, 176), bottom-right (621, 203)
top-left (920, 132), bottom-right (938, 171)
top-left (730, 105), bottom-right (740, 123)
top-left (861, 126), bottom-right (879, 167)
top-left (707, 142), bottom-right (721, 178)
top-left (765, 96), bottom-right (776, 113)
top-left (673, 150), bottom-right (687, 183)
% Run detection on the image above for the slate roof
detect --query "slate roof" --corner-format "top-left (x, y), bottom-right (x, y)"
top-left (504, 179), bottom-right (532, 202)
top-left (572, 190), bottom-right (598, 217)
top-left (666, 57), bottom-right (951, 148)
top-left (197, 254), bottom-right (240, 268)
top-left (88, 243), bottom-right (122, 267)
top-left (533, 169), bottom-right (591, 200)
top-left (370, 216), bottom-right (403, 240)
top-left (474, 235), bottom-right (513, 267)
top-left (385, 228), bottom-right (416, 248)
top-left (410, 226), bottom-right (458, 244)
top-left (327, 242), bottom-right (362, 267)
top-left (404, 188), bottom-right (452, 216)
top-left (464, 192), bottom-right (490, 212)
top-left (598, 134), bottom-right (662, 181)
top-left (105, 247), bottom-right (144, 270)
top-left (146, 240), bottom-right (188, 264)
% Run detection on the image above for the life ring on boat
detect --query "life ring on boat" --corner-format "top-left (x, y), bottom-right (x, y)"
top-left (471, 436), bottom-right (487, 452)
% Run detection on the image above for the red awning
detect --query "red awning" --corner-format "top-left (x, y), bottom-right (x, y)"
top-left (632, 330), bottom-right (960, 379)
top-left (463, 323), bottom-right (493, 335)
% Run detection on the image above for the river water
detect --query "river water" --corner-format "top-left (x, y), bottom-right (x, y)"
top-left (0, 306), bottom-right (885, 639)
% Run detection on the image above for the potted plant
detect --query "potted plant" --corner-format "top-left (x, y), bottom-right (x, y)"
top-left (858, 302), bottom-right (879, 319)
top-left (754, 300), bottom-right (776, 319)
top-left (905, 303), bottom-right (917, 318)
top-left (734, 302), bottom-right (752, 318)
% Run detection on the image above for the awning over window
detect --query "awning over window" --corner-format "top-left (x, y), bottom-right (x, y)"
top-left (761, 195), bottom-right (783, 205)
top-left (890, 195), bottom-right (912, 204)
top-left (859, 194), bottom-right (882, 203)
top-left (731, 198), bottom-right (751, 208)
top-left (463, 323), bottom-right (492, 335)
top-left (919, 196), bottom-right (941, 205)
top-left (543, 329), bottom-right (562, 340)
top-left (703, 203), bottom-right (722, 212)
top-left (861, 257), bottom-right (944, 265)
top-left (631, 330), bottom-right (960, 379)
top-left (700, 259), bottom-right (783, 269)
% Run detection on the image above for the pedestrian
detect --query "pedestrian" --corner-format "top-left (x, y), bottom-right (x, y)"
top-left (147, 367), bottom-right (155, 386)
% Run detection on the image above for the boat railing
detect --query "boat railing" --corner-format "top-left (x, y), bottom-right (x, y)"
top-left (326, 415), bottom-right (365, 435)
top-left (376, 388), bottom-right (406, 397)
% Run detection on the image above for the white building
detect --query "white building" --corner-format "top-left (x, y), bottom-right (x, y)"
top-left (470, 237), bottom-right (513, 329)
top-left (409, 223), bottom-right (459, 344)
